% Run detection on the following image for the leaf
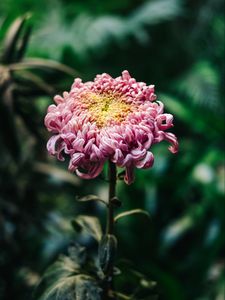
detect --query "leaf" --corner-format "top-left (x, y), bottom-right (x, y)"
top-left (75, 276), bottom-right (102, 300)
top-left (0, 86), bottom-right (21, 161)
top-left (174, 61), bottom-right (220, 111)
top-left (118, 170), bottom-right (126, 180)
top-left (160, 204), bottom-right (207, 249)
top-left (15, 70), bottom-right (54, 94)
top-left (111, 291), bottom-right (132, 299)
top-left (110, 197), bottom-right (122, 207)
top-left (114, 209), bottom-right (151, 223)
top-left (1, 15), bottom-right (30, 63)
top-left (160, 93), bottom-right (224, 137)
top-left (68, 243), bottom-right (87, 266)
top-left (34, 255), bottom-right (80, 298)
top-left (15, 24), bottom-right (32, 61)
top-left (140, 278), bottom-right (157, 289)
top-left (130, 0), bottom-right (183, 26)
top-left (98, 234), bottom-right (117, 274)
top-left (30, 0), bottom-right (183, 59)
top-left (14, 98), bottom-right (44, 140)
top-left (33, 162), bottom-right (80, 186)
top-left (77, 194), bottom-right (108, 206)
top-left (71, 215), bottom-right (102, 242)
top-left (9, 58), bottom-right (78, 76)
top-left (35, 255), bottom-right (102, 300)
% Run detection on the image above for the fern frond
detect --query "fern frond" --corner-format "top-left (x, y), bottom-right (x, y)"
top-left (31, 0), bottom-right (183, 59)
top-left (174, 61), bottom-right (221, 112)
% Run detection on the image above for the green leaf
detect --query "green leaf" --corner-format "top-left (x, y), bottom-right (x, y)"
top-left (33, 162), bottom-right (81, 186)
top-left (15, 24), bottom-right (32, 61)
top-left (110, 196), bottom-right (122, 207)
top-left (68, 243), bottom-right (87, 266)
top-left (30, 0), bottom-right (182, 59)
top-left (140, 278), bottom-right (157, 289)
top-left (111, 291), bottom-right (132, 299)
top-left (9, 58), bottom-right (78, 76)
top-left (71, 215), bottom-right (102, 242)
top-left (35, 253), bottom-right (101, 299)
top-left (160, 93), bottom-right (224, 137)
top-left (114, 209), bottom-right (150, 223)
top-left (75, 275), bottom-right (102, 300)
top-left (118, 170), bottom-right (126, 180)
top-left (161, 203), bottom-right (208, 249)
top-left (175, 61), bottom-right (220, 111)
top-left (77, 194), bottom-right (108, 206)
top-left (131, 0), bottom-right (183, 26)
top-left (98, 234), bottom-right (117, 275)
top-left (0, 86), bottom-right (21, 160)
top-left (1, 15), bottom-right (30, 63)
top-left (14, 70), bottom-right (54, 94)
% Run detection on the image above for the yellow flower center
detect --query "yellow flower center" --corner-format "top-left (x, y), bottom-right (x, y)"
top-left (82, 92), bottom-right (132, 127)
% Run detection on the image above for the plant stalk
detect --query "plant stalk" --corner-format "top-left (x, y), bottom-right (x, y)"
top-left (106, 161), bottom-right (117, 235)
top-left (105, 160), bottom-right (117, 299)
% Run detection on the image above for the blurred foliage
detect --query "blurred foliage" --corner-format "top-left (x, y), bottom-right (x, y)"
top-left (0, 0), bottom-right (224, 299)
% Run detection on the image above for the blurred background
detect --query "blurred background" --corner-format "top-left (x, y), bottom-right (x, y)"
top-left (0, 0), bottom-right (224, 299)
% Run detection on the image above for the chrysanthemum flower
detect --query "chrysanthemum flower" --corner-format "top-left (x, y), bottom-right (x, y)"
top-left (45, 71), bottom-right (178, 184)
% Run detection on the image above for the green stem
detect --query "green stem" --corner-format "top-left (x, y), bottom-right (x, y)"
top-left (105, 160), bottom-right (117, 299)
top-left (106, 161), bottom-right (117, 235)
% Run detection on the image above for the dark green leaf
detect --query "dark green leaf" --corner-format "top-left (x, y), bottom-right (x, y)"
top-left (15, 70), bottom-right (54, 94)
top-left (71, 215), bottom-right (102, 241)
top-left (75, 276), bottom-right (102, 300)
top-left (1, 15), bottom-right (29, 63)
top-left (111, 291), bottom-right (132, 299)
top-left (140, 278), bottom-right (157, 289)
top-left (15, 24), bottom-right (32, 61)
top-left (114, 209), bottom-right (150, 223)
top-left (36, 260), bottom-right (102, 300)
top-left (33, 162), bottom-right (80, 186)
top-left (9, 58), bottom-right (78, 76)
top-left (118, 170), bottom-right (126, 180)
top-left (77, 194), bottom-right (108, 206)
top-left (98, 234), bottom-right (117, 274)
top-left (110, 196), bottom-right (122, 207)
top-left (175, 61), bottom-right (220, 111)
top-left (34, 255), bottom-right (80, 299)
top-left (68, 243), bottom-right (87, 266)
top-left (0, 86), bottom-right (21, 160)
top-left (131, 0), bottom-right (183, 26)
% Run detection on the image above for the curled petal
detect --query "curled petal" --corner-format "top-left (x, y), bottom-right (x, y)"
top-left (155, 101), bottom-right (164, 114)
top-left (112, 148), bottom-right (124, 164)
top-left (156, 114), bottom-right (174, 130)
top-left (54, 95), bottom-right (65, 104)
top-left (56, 141), bottom-right (66, 161)
top-left (76, 162), bottom-right (104, 179)
top-left (120, 154), bottom-right (134, 167)
top-left (68, 153), bottom-right (85, 172)
top-left (90, 144), bottom-right (104, 162)
top-left (122, 70), bottom-right (131, 81)
top-left (163, 132), bottom-right (179, 154)
top-left (101, 137), bottom-right (117, 154)
top-left (130, 144), bottom-right (146, 160)
top-left (136, 151), bottom-right (154, 169)
top-left (47, 135), bottom-right (62, 156)
top-left (84, 138), bottom-right (95, 153)
top-left (72, 138), bottom-right (85, 152)
top-left (124, 165), bottom-right (135, 185)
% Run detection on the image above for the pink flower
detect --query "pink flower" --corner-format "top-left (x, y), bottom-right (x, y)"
top-left (45, 71), bottom-right (178, 184)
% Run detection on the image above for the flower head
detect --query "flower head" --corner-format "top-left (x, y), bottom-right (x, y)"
top-left (45, 71), bottom-right (178, 184)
